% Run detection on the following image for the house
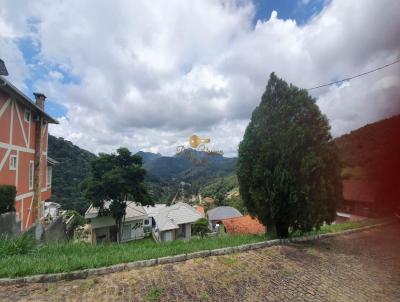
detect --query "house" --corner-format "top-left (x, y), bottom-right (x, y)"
top-left (341, 180), bottom-right (377, 217)
top-left (222, 215), bottom-right (265, 235)
top-left (0, 70), bottom-right (58, 231)
top-left (207, 206), bottom-right (242, 229)
top-left (145, 202), bottom-right (202, 242)
top-left (85, 201), bottom-right (150, 244)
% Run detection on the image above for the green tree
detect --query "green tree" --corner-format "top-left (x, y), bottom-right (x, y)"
top-left (84, 148), bottom-right (153, 242)
top-left (237, 73), bottom-right (342, 238)
top-left (192, 218), bottom-right (210, 238)
top-left (0, 185), bottom-right (16, 214)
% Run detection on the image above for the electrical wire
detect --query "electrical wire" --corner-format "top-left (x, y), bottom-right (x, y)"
top-left (307, 58), bottom-right (400, 91)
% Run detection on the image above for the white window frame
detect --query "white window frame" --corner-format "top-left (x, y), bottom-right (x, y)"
top-left (9, 155), bottom-right (18, 170)
top-left (46, 165), bottom-right (52, 187)
top-left (29, 160), bottom-right (34, 190)
top-left (24, 109), bottom-right (31, 122)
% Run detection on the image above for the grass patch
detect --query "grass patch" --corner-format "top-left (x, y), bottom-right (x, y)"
top-left (289, 218), bottom-right (385, 238)
top-left (0, 218), bottom-right (386, 278)
top-left (145, 287), bottom-right (164, 301)
top-left (0, 234), bottom-right (265, 278)
top-left (200, 291), bottom-right (209, 301)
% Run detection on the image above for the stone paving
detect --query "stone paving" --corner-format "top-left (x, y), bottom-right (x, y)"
top-left (0, 223), bottom-right (399, 301)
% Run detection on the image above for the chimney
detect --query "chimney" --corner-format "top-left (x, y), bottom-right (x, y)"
top-left (33, 92), bottom-right (46, 110)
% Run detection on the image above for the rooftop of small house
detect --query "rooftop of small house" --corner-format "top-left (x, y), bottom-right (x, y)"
top-left (85, 201), bottom-right (148, 220)
top-left (146, 202), bottom-right (202, 232)
top-left (207, 206), bottom-right (242, 221)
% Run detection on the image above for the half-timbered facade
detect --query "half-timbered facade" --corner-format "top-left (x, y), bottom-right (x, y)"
top-left (0, 76), bottom-right (58, 231)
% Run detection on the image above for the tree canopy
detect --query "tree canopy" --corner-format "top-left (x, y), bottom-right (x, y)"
top-left (237, 73), bottom-right (342, 238)
top-left (84, 147), bottom-right (153, 241)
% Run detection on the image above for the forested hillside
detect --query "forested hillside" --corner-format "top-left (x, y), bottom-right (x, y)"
top-left (48, 135), bottom-right (97, 212)
top-left (335, 115), bottom-right (400, 176)
top-left (47, 140), bottom-right (238, 211)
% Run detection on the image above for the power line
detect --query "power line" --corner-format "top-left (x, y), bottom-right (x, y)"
top-left (307, 58), bottom-right (400, 91)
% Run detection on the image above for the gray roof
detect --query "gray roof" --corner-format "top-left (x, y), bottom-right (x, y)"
top-left (144, 204), bottom-right (167, 216)
top-left (152, 202), bottom-right (202, 232)
top-left (85, 201), bottom-right (148, 221)
top-left (207, 206), bottom-right (242, 221)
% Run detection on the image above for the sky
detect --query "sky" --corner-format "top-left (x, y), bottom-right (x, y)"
top-left (1, 0), bottom-right (399, 157)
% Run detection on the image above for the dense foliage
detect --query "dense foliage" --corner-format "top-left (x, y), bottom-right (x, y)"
top-left (192, 218), bottom-right (210, 238)
top-left (238, 73), bottom-right (342, 238)
top-left (84, 148), bottom-right (153, 241)
top-left (48, 135), bottom-right (97, 213)
top-left (0, 185), bottom-right (16, 214)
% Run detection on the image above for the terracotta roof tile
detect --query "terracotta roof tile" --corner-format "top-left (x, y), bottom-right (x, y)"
top-left (194, 206), bottom-right (205, 217)
top-left (222, 215), bottom-right (265, 235)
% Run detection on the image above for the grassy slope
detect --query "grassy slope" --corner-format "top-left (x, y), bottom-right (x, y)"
top-left (0, 218), bottom-right (387, 278)
top-left (0, 235), bottom-right (264, 278)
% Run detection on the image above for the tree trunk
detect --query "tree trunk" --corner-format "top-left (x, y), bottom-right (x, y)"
top-left (276, 222), bottom-right (289, 238)
top-left (266, 222), bottom-right (277, 238)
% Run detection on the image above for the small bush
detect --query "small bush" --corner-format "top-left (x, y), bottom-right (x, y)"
top-left (0, 233), bottom-right (37, 256)
top-left (192, 218), bottom-right (210, 238)
top-left (0, 185), bottom-right (16, 214)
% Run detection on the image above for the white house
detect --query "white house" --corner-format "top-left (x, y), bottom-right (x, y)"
top-left (85, 201), bottom-right (150, 244)
top-left (144, 202), bottom-right (202, 242)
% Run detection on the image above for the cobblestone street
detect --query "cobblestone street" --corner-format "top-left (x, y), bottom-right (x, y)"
top-left (1, 223), bottom-right (399, 302)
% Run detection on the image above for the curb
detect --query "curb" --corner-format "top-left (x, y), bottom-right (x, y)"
top-left (0, 218), bottom-right (397, 285)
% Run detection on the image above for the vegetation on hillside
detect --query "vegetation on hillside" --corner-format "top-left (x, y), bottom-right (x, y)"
top-left (334, 114), bottom-right (400, 212)
top-left (48, 135), bottom-right (97, 213)
top-left (238, 73), bottom-right (342, 238)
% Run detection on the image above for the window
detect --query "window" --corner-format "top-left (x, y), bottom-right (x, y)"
top-left (144, 219), bottom-right (149, 225)
top-left (46, 166), bottom-right (52, 187)
top-left (29, 160), bottom-right (34, 190)
top-left (9, 155), bottom-right (17, 170)
top-left (24, 110), bottom-right (31, 122)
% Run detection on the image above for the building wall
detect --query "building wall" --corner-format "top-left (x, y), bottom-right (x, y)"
top-left (0, 91), bottom-right (52, 231)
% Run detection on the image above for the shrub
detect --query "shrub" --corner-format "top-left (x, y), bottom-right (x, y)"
top-left (0, 185), bottom-right (16, 214)
top-left (0, 233), bottom-right (37, 256)
top-left (65, 210), bottom-right (86, 239)
top-left (192, 218), bottom-right (210, 238)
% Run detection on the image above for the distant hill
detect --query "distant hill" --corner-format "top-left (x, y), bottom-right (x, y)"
top-left (47, 138), bottom-right (237, 210)
top-left (335, 115), bottom-right (400, 173)
top-left (137, 148), bottom-right (237, 203)
top-left (48, 135), bottom-right (97, 213)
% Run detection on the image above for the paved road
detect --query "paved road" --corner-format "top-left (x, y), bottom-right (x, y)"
top-left (1, 223), bottom-right (399, 301)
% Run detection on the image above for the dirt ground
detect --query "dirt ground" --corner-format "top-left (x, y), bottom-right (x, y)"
top-left (1, 222), bottom-right (399, 302)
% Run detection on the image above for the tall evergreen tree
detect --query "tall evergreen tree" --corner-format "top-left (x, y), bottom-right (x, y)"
top-left (237, 73), bottom-right (342, 238)
top-left (84, 147), bottom-right (153, 242)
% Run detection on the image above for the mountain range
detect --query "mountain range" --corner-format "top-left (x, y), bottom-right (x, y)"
top-left (48, 114), bottom-right (400, 213)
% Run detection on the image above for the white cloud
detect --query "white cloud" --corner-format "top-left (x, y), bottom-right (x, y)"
top-left (2, 0), bottom-right (400, 156)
